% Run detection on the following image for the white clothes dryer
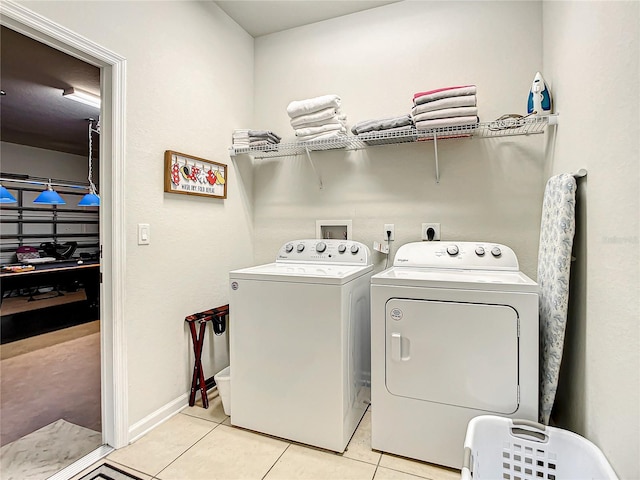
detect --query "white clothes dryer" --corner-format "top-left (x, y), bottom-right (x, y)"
top-left (229, 239), bottom-right (373, 452)
top-left (371, 241), bottom-right (538, 469)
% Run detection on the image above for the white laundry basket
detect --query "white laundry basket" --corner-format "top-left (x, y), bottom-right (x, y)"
top-left (214, 366), bottom-right (231, 416)
top-left (461, 415), bottom-right (618, 480)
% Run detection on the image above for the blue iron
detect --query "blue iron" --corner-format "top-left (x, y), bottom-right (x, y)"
top-left (527, 72), bottom-right (552, 115)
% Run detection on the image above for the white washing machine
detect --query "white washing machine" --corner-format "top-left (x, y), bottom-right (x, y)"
top-left (229, 239), bottom-right (373, 452)
top-left (371, 241), bottom-right (538, 469)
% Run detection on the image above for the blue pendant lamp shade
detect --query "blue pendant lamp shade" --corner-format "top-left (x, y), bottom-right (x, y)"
top-left (0, 185), bottom-right (17, 203)
top-left (78, 186), bottom-right (100, 206)
top-left (34, 182), bottom-right (66, 205)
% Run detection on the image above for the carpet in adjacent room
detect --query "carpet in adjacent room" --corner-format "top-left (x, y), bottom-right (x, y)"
top-left (0, 419), bottom-right (101, 480)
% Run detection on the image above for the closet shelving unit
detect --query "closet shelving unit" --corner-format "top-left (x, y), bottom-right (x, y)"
top-left (229, 113), bottom-right (558, 186)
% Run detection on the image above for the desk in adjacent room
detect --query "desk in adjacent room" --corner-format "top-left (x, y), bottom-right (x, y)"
top-left (0, 260), bottom-right (100, 309)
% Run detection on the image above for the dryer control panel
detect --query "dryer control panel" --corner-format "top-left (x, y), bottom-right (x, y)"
top-left (276, 239), bottom-right (371, 265)
top-left (393, 241), bottom-right (519, 270)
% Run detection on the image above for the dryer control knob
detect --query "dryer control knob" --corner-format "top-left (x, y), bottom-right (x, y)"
top-left (316, 242), bottom-right (327, 253)
top-left (285, 243), bottom-right (294, 253)
top-left (350, 245), bottom-right (360, 254)
top-left (447, 245), bottom-right (459, 256)
top-left (491, 246), bottom-right (502, 257)
top-left (297, 243), bottom-right (305, 253)
top-left (338, 244), bottom-right (347, 253)
top-left (475, 246), bottom-right (485, 256)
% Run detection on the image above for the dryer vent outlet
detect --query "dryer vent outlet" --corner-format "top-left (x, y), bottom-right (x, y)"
top-left (421, 223), bottom-right (441, 241)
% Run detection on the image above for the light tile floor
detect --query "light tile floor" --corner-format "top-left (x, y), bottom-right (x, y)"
top-left (75, 391), bottom-right (460, 480)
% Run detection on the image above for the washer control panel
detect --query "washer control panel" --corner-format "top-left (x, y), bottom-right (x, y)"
top-left (276, 239), bottom-right (371, 265)
top-left (393, 241), bottom-right (519, 270)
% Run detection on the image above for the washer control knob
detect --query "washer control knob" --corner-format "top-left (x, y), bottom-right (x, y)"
top-left (491, 246), bottom-right (502, 257)
top-left (475, 246), bottom-right (485, 256)
top-left (338, 244), bottom-right (347, 254)
top-left (296, 243), bottom-right (305, 253)
top-left (350, 245), bottom-right (360, 254)
top-left (285, 243), bottom-right (294, 253)
top-left (447, 245), bottom-right (459, 256)
top-left (316, 242), bottom-right (327, 253)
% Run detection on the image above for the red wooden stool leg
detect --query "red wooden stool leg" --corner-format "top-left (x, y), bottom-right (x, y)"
top-left (196, 321), bottom-right (209, 408)
top-left (188, 321), bottom-right (209, 408)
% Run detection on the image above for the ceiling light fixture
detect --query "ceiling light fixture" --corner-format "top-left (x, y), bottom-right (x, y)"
top-left (63, 87), bottom-right (101, 109)
top-left (33, 179), bottom-right (66, 205)
top-left (78, 118), bottom-right (100, 207)
top-left (0, 185), bottom-right (17, 203)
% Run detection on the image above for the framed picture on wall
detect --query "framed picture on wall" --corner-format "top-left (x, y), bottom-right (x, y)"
top-left (164, 150), bottom-right (227, 199)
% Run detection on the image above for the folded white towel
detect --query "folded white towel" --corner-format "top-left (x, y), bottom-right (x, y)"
top-left (412, 107), bottom-right (478, 123)
top-left (295, 123), bottom-right (345, 137)
top-left (290, 107), bottom-right (341, 128)
top-left (287, 94), bottom-right (341, 118)
top-left (414, 85), bottom-right (477, 106)
top-left (297, 130), bottom-right (347, 142)
top-left (293, 117), bottom-right (347, 130)
top-left (411, 95), bottom-right (476, 116)
top-left (415, 116), bottom-right (479, 130)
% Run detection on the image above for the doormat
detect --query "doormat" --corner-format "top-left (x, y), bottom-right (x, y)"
top-left (79, 462), bottom-right (144, 480)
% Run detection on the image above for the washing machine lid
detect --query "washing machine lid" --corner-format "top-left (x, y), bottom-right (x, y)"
top-left (371, 266), bottom-right (537, 292)
top-left (230, 262), bottom-right (373, 285)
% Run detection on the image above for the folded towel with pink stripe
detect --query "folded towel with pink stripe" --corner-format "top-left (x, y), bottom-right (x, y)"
top-left (414, 116), bottom-right (479, 131)
top-left (413, 85), bottom-right (477, 105)
top-left (411, 95), bottom-right (476, 116)
top-left (411, 85), bottom-right (479, 131)
top-left (412, 106), bottom-right (478, 123)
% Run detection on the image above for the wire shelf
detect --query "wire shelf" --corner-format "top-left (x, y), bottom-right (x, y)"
top-left (229, 114), bottom-right (556, 159)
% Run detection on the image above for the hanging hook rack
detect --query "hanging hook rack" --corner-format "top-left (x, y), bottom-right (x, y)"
top-left (572, 168), bottom-right (587, 179)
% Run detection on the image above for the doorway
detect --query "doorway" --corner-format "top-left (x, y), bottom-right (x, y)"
top-left (0, 27), bottom-right (103, 479)
top-left (0, 1), bottom-right (127, 477)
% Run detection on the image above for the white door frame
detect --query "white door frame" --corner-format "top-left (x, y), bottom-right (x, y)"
top-left (1, 1), bottom-right (128, 449)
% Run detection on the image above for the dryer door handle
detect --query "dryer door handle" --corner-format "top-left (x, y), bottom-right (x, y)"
top-left (391, 332), bottom-right (410, 361)
top-left (391, 332), bottom-right (401, 361)
top-left (391, 332), bottom-right (403, 361)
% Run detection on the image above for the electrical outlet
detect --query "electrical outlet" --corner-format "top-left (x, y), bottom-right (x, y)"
top-left (384, 224), bottom-right (395, 241)
top-left (421, 223), bottom-right (441, 241)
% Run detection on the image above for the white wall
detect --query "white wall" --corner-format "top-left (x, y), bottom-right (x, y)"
top-left (1, 141), bottom-right (87, 181)
top-left (253, 0), bottom-right (545, 278)
top-left (18, 1), bottom-right (255, 428)
top-left (543, 2), bottom-right (640, 478)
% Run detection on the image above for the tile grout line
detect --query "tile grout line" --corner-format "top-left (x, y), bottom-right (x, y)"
top-left (261, 442), bottom-right (292, 479)
top-left (150, 420), bottom-right (223, 479)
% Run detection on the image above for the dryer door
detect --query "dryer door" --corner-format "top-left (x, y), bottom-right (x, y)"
top-left (385, 298), bottom-right (519, 413)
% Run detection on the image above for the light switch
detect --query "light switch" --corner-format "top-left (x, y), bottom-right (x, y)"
top-left (138, 223), bottom-right (150, 245)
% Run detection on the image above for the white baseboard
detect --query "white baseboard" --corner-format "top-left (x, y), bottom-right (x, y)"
top-left (127, 393), bottom-right (189, 443)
